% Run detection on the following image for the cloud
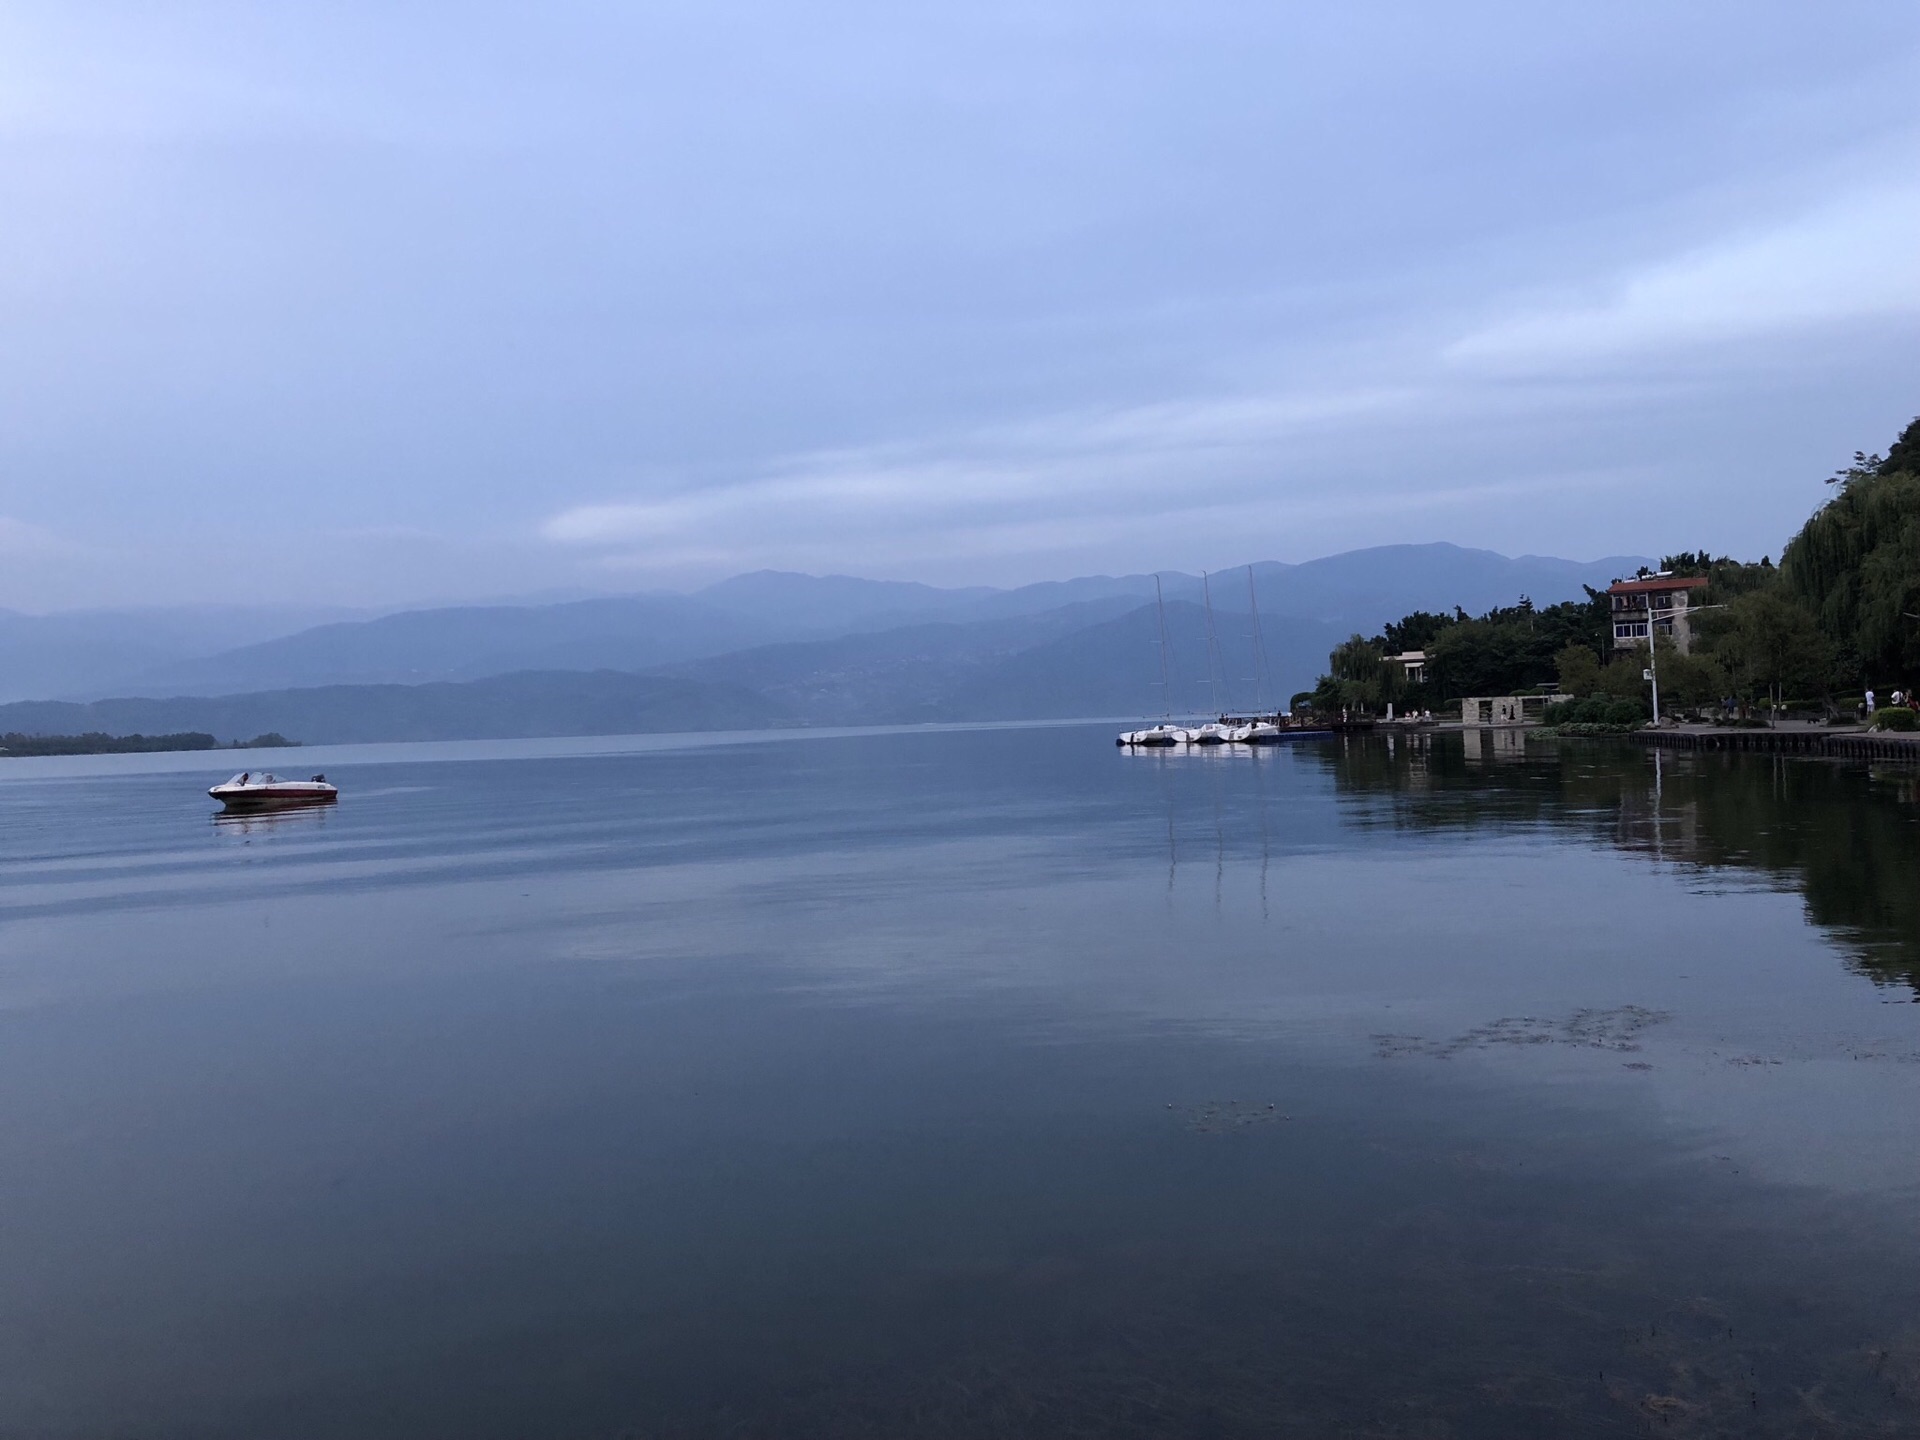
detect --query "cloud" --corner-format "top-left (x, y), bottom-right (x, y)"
top-left (1447, 180), bottom-right (1920, 369)
top-left (539, 385), bottom-right (1427, 571)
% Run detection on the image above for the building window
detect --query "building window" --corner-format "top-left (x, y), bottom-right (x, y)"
top-left (1614, 622), bottom-right (1649, 640)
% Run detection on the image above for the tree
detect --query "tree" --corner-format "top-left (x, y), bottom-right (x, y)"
top-left (1782, 417), bottom-right (1920, 680)
top-left (1595, 654), bottom-right (1650, 702)
top-left (1554, 644), bottom-right (1602, 697)
top-left (1323, 634), bottom-right (1402, 712)
top-left (1309, 593), bottom-right (1611, 705)
top-left (1705, 590), bottom-right (1834, 704)
top-left (1652, 642), bottom-right (1728, 708)
top-left (1880, 414), bottom-right (1920, 477)
top-left (1380, 610), bottom-right (1456, 655)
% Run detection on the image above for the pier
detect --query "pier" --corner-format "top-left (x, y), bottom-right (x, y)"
top-left (1630, 725), bottom-right (1920, 761)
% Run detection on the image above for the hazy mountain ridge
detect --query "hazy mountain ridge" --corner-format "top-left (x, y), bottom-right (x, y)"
top-left (938, 603), bottom-right (1342, 722)
top-left (26, 543), bottom-right (1646, 705)
top-left (659, 600), bottom-right (1339, 725)
top-left (653, 597), bottom-right (1150, 725)
top-left (106, 595), bottom-right (814, 699)
top-left (0, 545), bottom-right (1653, 742)
top-left (0, 603), bottom-right (368, 705)
top-left (0, 671), bottom-right (782, 747)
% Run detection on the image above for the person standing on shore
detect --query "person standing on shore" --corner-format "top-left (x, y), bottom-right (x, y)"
top-left (1866, 688), bottom-right (1877, 716)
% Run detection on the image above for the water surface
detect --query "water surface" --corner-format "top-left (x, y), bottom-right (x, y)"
top-left (1, 724), bottom-right (1917, 1437)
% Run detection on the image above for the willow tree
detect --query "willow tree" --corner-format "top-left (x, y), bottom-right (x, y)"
top-left (1782, 417), bottom-right (1920, 679)
top-left (1323, 634), bottom-right (1402, 713)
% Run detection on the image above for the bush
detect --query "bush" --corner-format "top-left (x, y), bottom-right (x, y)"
top-left (1871, 706), bottom-right (1917, 731)
top-left (1542, 697), bottom-right (1648, 728)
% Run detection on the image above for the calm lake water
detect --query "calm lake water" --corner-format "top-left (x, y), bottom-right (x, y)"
top-left (1, 723), bottom-right (1918, 1438)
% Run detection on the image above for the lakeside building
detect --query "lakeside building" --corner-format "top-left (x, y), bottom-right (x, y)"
top-left (1386, 650), bottom-right (1428, 685)
top-left (1607, 576), bottom-right (1708, 655)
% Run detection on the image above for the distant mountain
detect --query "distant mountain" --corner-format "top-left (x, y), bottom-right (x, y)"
top-left (109, 595), bottom-right (809, 699)
top-left (939, 601), bottom-right (1342, 721)
top-left (657, 599), bottom-right (1335, 725)
top-left (701, 544), bottom-right (1646, 638)
top-left (694, 571), bottom-right (999, 632)
top-left (657, 598), bottom-right (1147, 725)
top-left (0, 599), bottom-right (1333, 747)
top-left (0, 604), bottom-right (360, 705)
top-left (0, 671), bottom-right (781, 747)
top-left (1233, 544), bottom-right (1647, 630)
top-left (12, 544), bottom-right (1651, 713)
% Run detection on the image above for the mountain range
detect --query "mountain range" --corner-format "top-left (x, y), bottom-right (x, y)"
top-left (0, 544), bottom-right (1647, 743)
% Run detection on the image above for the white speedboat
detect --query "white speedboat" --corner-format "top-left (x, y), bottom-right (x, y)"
top-left (208, 771), bottom-right (338, 810)
top-left (1117, 724), bottom-right (1184, 747)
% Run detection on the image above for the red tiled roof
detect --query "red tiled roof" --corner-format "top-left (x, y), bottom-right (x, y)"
top-left (1608, 576), bottom-right (1709, 595)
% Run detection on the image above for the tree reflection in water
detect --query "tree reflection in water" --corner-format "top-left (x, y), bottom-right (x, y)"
top-left (1312, 733), bottom-right (1920, 995)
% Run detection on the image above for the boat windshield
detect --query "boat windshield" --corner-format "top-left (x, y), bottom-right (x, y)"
top-left (225, 772), bottom-right (281, 786)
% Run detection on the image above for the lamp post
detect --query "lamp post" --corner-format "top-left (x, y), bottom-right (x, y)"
top-left (1642, 599), bottom-right (1661, 725)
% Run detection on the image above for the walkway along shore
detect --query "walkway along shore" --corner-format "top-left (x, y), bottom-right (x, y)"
top-left (1629, 725), bottom-right (1920, 761)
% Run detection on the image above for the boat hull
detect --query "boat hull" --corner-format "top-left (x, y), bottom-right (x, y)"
top-left (1117, 725), bottom-right (1184, 746)
top-left (209, 785), bottom-right (338, 811)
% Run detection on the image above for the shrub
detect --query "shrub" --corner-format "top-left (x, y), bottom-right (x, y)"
top-left (1871, 706), bottom-right (1917, 731)
top-left (1542, 697), bottom-right (1648, 727)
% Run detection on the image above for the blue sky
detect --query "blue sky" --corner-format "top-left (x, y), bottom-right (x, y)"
top-left (2, 2), bottom-right (1917, 609)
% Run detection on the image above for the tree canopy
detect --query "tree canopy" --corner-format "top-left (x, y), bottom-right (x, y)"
top-left (1304, 410), bottom-right (1920, 713)
top-left (1782, 420), bottom-right (1920, 681)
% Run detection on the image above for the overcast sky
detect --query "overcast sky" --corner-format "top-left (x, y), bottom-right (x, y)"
top-left (2, 2), bottom-right (1918, 610)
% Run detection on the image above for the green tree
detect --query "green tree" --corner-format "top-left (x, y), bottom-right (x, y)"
top-left (1595, 654), bottom-right (1650, 702)
top-left (1781, 417), bottom-right (1920, 680)
top-left (1652, 642), bottom-right (1728, 708)
top-left (1324, 634), bottom-right (1402, 712)
top-left (1704, 589), bottom-right (1834, 705)
top-left (1380, 610), bottom-right (1456, 655)
top-left (1554, 643), bottom-right (1602, 696)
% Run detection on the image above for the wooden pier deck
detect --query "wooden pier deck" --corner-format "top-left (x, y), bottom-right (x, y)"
top-left (1631, 725), bottom-right (1920, 761)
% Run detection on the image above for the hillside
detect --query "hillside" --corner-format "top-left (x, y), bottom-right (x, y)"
top-left (18, 543), bottom-right (1647, 706)
top-left (0, 603), bottom-right (360, 705)
top-left (662, 600), bottom-right (1338, 724)
top-left (0, 544), bottom-right (1654, 743)
top-left (109, 595), bottom-right (807, 699)
top-left (0, 671), bottom-right (783, 747)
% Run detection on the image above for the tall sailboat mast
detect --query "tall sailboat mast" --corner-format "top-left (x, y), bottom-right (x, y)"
top-left (1245, 565), bottom-right (1272, 715)
top-left (1201, 571), bottom-right (1224, 716)
top-left (1153, 573), bottom-right (1174, 720)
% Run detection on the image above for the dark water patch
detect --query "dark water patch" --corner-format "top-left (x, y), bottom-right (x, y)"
top-left (1374, 1005), bottom-right (1671, 1060)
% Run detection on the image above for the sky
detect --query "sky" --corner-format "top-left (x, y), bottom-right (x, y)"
top-left (2, 2), bottom-right (1918, 611)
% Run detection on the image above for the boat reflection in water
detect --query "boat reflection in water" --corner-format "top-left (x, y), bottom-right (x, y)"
top-left (207, 771), bottom-right (338, 812)
top-left (210, 804), bottom-right (336, 838)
